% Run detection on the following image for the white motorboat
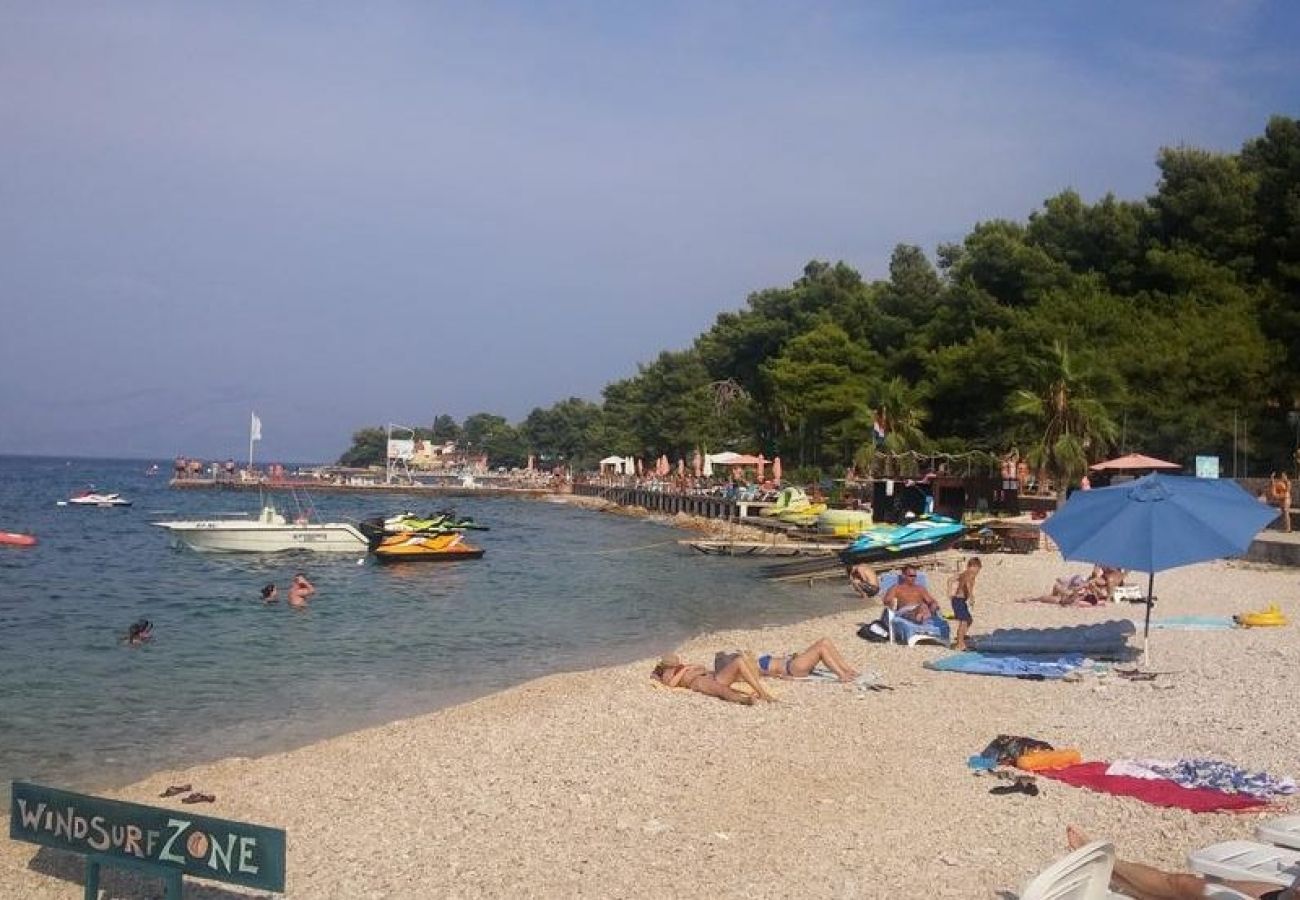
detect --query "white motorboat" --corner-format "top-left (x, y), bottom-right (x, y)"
top-left (153, 504), bottom-right (367, 553)
top-left (59, 491), bottom-right (133, 507)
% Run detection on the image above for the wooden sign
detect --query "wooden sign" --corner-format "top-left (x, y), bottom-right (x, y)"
top-left (10, 782), bottom-right (285, 893)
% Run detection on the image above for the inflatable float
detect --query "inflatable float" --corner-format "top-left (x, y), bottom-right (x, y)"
top-left (0, 531), bottom-right (37, 547)
top-left (1234, 604), bottom-right (1288, 628)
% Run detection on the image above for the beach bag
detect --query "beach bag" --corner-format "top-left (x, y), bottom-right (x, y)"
top-left (857, 620), bottom-right (890, 643)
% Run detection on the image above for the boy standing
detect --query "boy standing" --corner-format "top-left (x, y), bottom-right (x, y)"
top-left (950, 557), bottom-right (982, 651)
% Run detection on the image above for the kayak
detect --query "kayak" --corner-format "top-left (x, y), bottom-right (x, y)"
top-left (0, 531), bottom-right (37, 547)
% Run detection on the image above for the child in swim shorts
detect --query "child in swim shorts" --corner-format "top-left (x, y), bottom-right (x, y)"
top-left (950, 557), bottom-right (982, 650)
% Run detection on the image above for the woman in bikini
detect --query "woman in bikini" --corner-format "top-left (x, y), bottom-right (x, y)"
top-left (651, 653), bottom-right (777, 704)
top-left (748, 638), bottom-right (858, 683)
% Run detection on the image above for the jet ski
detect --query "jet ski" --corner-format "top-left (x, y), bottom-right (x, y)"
top-left (838, 515), bottom-right (965, 565)
top-left (59, 490), bottom-right (132, 507)
top-left (371, 531), bottom-right (485, 562)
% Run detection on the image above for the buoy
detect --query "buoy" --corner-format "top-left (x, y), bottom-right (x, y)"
top-left (0, 531), bottom-right (37, 547)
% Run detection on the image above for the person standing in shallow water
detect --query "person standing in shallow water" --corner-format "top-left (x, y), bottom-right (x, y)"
top-left (288, 572), bottom-right (315, 607)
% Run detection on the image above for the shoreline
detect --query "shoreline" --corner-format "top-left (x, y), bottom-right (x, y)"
top-left (3, 551), bottom-right (1297, 897)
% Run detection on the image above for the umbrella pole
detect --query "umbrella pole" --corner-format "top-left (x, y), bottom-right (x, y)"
top-left (1143, 571), bottom-right (1155, 665)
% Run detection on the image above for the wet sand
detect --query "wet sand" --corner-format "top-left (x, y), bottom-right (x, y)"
top-left (2, 551), bottom-right (1296, 898)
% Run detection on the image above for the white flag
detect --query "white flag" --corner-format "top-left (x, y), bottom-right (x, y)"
top-left (250, 412), bottom-right (262, 443)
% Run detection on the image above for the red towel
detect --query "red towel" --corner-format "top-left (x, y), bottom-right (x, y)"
top-left (1037, 762), bottom-right (1270, 813)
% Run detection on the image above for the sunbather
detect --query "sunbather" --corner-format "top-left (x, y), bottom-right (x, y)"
top-left (1028, 570), bottom-right (1107, 606)
top-left (651, 653), bottom-right (777, 704)
top-left (1064, 826), bottom-right (1298, 899)
top-left (717, 639), bottom-right (859, 683)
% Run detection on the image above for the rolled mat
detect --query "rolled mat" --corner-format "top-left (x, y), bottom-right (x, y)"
top-left (1037, 762), bottom-right (1269, 813)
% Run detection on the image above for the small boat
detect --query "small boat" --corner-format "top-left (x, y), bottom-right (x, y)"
top-left (371, 531), bottom-right (485, 562)
top-left (145, 464), bottom-right (160, 476)
top-left (378, 511), bottom-right (489, 533)
top-left (0, 531), bottom-right (37, 547)
top-left (153, 503), bottom-right (367, 553)
top-left (815, 508), bottom-right (876, 537)
top-left (839, 515), bottom-right (966, 565)
top-left (59, 490), bottom-right (132, 507)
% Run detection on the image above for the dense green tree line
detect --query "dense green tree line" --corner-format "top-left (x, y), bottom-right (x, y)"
top-left (342, 117), bottom-right (1300, 483)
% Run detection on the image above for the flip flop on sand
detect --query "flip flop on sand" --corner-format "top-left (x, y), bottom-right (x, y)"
top-left (159, 784), bottom-right (192, 798)
top-left (181, 792), bottom-right (215, 804)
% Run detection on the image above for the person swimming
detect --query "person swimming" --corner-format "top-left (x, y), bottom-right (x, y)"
top-left (260, 583), bottom-right (278, 604)
top-left (123, 618), bottom-right (153, 645)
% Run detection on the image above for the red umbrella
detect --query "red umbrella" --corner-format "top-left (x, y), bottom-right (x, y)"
top-left (756, 454), bottom-right (766, 480)
top-left (772, 456), bottom-right (782, 483)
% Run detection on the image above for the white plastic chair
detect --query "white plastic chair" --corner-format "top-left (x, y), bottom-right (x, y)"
top-left (1258, 815), bottom-right (1300, 850)
top-left (1187, 840), bottom-right (1300, 886)
top-left (1019, 840), bottom-right (1129, 900)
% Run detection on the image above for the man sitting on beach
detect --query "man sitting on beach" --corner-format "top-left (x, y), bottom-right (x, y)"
top-left (1061, 826), bottom-right (1297, 899)
top-left (847, 562), bottom-right (880, 601)
top-left (651, 653), bottom-right (777, 705)
top-left (882, 565), bottom-right (950, 644)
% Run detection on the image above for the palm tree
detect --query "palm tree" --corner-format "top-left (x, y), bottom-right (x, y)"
top-left (855, 377), bottom-right (930, 476)
top-left (1010, 342), bottom-right (1119, 506)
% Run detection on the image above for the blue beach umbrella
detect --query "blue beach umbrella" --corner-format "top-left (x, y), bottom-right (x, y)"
top-left (1041, 473), bottom-right (1276, 650)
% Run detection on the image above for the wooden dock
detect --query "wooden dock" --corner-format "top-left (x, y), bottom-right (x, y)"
top-left (680, 539), bottom-right (847, 557)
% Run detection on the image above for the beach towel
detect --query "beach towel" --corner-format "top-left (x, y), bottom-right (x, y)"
top-left (971, 620), bottom-right (1135, 657)
top-left (925, 651), bottom-right (1087, 680)
top-left (1106, 759), bottom-right (1296, 799)
top-left (1150, 616), bottom-right (1237, 631)
top-left (1038, 762), bottom-right (1270, 813)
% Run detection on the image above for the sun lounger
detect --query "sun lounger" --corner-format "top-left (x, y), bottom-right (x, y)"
top-left (1186, 840), bottom-right (1300, 886)
top-left (1018, 839), bottom-right (1131, 899)
top-left (884, 608), bottom-right (946, 647)
top-left (1258, 815), bottom-right (1300, 850)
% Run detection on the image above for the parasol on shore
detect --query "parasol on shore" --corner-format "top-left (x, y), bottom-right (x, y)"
top-left (1042, 473), bottom-right (1275, 658)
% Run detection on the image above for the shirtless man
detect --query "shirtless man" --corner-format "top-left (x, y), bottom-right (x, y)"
top-left (288, 572), bottom-right (315, 607)
top-left (882, 565), bottom-right (950, 643)
top-left (651, 653), bottom-right (777, 704)
top-left (847, 562), bottom-right (880, 602)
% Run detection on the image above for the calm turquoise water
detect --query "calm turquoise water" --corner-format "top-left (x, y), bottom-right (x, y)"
top-left (0, 456), bottom-right (851, 796)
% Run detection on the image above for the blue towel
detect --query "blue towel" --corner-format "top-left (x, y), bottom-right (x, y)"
top-left (925, 651), bottom-right (1086, 679)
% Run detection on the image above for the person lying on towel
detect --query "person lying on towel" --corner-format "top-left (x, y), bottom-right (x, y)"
top-left (651, 653), bottom-right (777, 705)
top-left (714, 639), bottom-right (859, 683)
top-left (882, 565), bottom-right (951, 643)
top-left (1061, 826), bottom-right (1297, 900)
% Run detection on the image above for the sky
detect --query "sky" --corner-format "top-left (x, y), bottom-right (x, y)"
top-left (1, 1), bottom-right (1297, 462)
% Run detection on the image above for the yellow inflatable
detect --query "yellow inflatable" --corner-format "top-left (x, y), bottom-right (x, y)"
top-left (1234, 604), bottom-right (1288, 627)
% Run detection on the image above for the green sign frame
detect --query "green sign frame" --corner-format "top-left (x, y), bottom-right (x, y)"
top-left (9, 781), bottom-right (285, 894)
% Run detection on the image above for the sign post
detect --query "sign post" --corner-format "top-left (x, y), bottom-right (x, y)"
top-left (10, 782), bottom-right (286, 897)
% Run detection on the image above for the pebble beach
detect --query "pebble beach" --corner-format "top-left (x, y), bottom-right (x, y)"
top-left (2, 546), bottom-right (1296, 899)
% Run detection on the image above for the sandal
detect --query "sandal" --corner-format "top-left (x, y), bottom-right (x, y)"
top-left (181, 792), bottom-right (216, 804)
top-left (159, 784), bottom-right (192, 798)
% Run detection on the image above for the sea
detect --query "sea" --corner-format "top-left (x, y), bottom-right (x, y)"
top-left (0, 456), bottom-right (853, 800)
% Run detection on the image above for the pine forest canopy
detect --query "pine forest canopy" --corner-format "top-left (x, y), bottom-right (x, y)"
top-left (341, 116), bottom-right (1300, 483)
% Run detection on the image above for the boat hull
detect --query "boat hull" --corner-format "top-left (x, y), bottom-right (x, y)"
top-left (372, 531), bottom-right (485, 562)
top-left (154, 522), bottom-right (368, 553)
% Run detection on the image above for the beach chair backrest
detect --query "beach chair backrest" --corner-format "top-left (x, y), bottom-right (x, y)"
top-left (1020, 840), bottom-right (1116, 900)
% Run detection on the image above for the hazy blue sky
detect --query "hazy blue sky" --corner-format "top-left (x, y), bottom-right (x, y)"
top-left (2, 2), bottom-right (1296, 461)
